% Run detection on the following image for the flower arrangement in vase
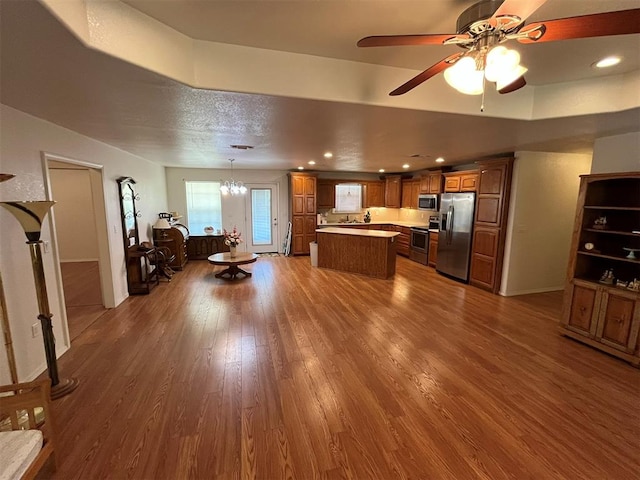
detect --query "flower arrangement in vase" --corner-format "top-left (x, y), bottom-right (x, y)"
top-left (223, 226), bottom-right (243, 257)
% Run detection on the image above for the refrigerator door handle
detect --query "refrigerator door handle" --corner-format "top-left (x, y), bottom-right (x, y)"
top-left (447, 205), bottom-right (454, 245)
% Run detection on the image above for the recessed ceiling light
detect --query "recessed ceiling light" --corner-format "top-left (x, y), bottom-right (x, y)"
top-left (594, 56), bottom-right (621, 68)
top-left (324, 152), bottom-right (333, 158)
top-left (308, 160), bottom-right (316, 165)
top-left (435, 157), bottom-right (445, 163)
top-left (402, 164), bottom-right (410, 169)
top-left (298, 166), bottom-right (304, 170)
top-left (379, 169), bottom-right (385, 173)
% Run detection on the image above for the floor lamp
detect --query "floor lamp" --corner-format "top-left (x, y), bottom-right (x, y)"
top-left (0, 201), bottom-right (78, 399)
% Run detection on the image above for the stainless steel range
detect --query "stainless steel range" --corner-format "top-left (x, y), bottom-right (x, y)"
top-left (409, 226), bottom-right (429, 265)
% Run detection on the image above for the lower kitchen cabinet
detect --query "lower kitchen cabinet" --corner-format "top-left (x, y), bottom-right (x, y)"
top-left (428, 232), bottom-right (438, 268)
top-left (561, 279), bottom-right (640, 365)
top-left (395, 226), bottom-right (410, 257)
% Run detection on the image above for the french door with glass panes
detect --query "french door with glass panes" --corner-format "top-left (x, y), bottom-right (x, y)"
top-left (244, 184), bottom-right (279, 253)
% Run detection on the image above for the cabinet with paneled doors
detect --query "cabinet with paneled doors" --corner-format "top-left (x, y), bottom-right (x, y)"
top-left (428, 231), bottom-right (439, 268)
top-left (385, 175), bottom-right (402, 208)
top-left (401, 179), bottom-right (421, 209)
top-left (469, 158), bottom-right (513, 293)
top-left (443, 171), bottom-right (478, 192)
top-left (420, 171), bottom-right (444, 194)
top-left (316, 179), bottom-right (335, 211)
top-left (364, 181), bottom-right (385, 208)
top-left (289, 173), bottom-right (317, 255)
top-left (560, 172), bottom-right (640, 366)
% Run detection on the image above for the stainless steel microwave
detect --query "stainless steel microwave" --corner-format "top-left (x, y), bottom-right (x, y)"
top-left (417, 194), bottom-right (438, 211)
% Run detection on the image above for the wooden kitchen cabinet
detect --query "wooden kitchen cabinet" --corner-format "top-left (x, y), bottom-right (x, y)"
top-left (443, 171), bottom-right (478, 192)
top-left (364, 181), bottom-right (385, 208)
top-left (290, 173), bottom-right (317, 255)
top-left (395, 225), bottom-right (411, 257)
top-left (317, 180), bottom-right (335, 211)
top-left (401, 179), bottom-right (420, 209)
top-left (560, 172), bottom-right (640, 366)
top-left (385, 175), bottom-right (402, 208)
top-left (469, 159), bottom-right (513, 293)
top-left (427, 172), bottom-right (444, 194)
top-left (428, 231), bottom-right (438, 268)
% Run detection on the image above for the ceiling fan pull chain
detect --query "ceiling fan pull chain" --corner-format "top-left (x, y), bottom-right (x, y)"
top-left (480, 76), bottom-right (486, 113)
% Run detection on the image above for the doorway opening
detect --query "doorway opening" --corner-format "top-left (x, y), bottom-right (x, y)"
top-left (43, 154), bottom-right (113, 342)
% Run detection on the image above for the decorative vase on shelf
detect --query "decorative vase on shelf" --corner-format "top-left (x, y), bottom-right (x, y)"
top-left (229, 245), bottom-right (237, 258)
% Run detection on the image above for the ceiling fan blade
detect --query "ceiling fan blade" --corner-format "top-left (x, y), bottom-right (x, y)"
top-left (498, 76), bottom-right (526, 94)
top-left (389, 53), bottom-right (464, 96)
top-left (518, 9), bottom-right (640, 44)
top-left (357, 33), bottom-right (466, 48)
top-left (492, 0), bottom-right (547, 22)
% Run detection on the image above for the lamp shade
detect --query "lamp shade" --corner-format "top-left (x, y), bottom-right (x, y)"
top-left (153, 218), bottom-right (172, 229)
top-left (0, 201), bottom-right (55, 242)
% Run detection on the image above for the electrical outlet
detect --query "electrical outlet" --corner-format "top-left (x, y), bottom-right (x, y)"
top-left (31, 323), bottom-right (40, 338)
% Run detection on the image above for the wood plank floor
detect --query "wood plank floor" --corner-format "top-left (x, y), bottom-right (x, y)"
top-left (51, 256), bottom-right (639, 479)
top-left (60, 261), bottom-right (107, 341)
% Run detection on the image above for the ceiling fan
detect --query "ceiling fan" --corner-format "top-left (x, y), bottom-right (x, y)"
top-left (357, 0), bottom-right (640, 97)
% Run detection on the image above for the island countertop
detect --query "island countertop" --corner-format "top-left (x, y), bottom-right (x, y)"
top-left (316, 227), bottom-right (400, 238)
top-left (318, 221), bottom-right (428, 228)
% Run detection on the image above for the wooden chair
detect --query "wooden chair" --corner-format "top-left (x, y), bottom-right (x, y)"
top-left (141, 241), bottom-right (176, 280)
top-left (0, 379), bottom-right (57, 479)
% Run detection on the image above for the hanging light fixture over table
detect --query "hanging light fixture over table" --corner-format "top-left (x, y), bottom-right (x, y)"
top-left (220, 159), bottom-right (247, 196)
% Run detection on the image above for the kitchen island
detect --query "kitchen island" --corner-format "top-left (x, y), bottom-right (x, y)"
top-left (316, 227), bottom-right (400, 279)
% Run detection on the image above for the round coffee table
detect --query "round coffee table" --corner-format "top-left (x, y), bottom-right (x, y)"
top-left (208, 252), bottom-right (258, 280)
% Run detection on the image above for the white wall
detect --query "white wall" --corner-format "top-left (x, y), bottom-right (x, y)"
top-left (591, 131), bottom-right (640, 174)
top-left (0, 104), bottom-right (167, 384)
top-left (49, 168), bottom-right (99, 262)
top-left (165, 168), bottom-right (290, 253)
top-left (500, 151), bottom-right (592, 296)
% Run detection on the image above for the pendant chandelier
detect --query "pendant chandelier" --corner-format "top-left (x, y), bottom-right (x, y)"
top-left (220, 159), bottom-right (247, 195)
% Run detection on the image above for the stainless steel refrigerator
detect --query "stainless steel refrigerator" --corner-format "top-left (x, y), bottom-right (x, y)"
top-left (436, 192), bottom-right (475, 282)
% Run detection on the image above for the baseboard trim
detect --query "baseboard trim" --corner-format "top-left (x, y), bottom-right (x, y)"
top-left (60, 258), bottom-right (99, 263)
top-left (499, 286), bottom-right (564, 297)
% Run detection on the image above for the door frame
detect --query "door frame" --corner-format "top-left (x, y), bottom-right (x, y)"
top-left (244, 183), bottom-right (280, 253)
top-left (41, 152), bottom-right (114, 347)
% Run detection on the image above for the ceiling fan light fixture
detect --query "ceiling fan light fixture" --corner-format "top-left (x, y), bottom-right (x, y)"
top-left (496, 64), bottom-right (528, 90)
top-left (444, 56), bottom-right (484, 95)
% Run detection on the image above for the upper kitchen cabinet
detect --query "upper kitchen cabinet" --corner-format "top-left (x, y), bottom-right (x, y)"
top-left (401, 179), bottom-right (420, 209)
top-left (317, 179), bottom-right (335, 211)
top-left (444, 171), bottom-right (479, 192)
top-left (421, 171), bottom-right (444, 194)
top-left (469, 158), bottom-right (514, 293)
top-left (560, 172), bottom-right (640, 366)
top-left (289, 172), bottom-right (317, 255)
top-left (385, 175), bottom-right (402, 208)
top-left (364, 181), bottom-right (385, 208)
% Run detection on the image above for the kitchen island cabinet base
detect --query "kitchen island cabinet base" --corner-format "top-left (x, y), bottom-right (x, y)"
top-left (317, 228), bottom-right (398, 279)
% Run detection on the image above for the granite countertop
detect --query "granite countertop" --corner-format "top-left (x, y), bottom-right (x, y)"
top-left (316, 227), bottom-right (400, 238)
top-left (319, 221), bottom-right (429, 228)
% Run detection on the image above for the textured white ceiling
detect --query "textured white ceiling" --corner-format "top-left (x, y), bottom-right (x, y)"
top-left (1, 0), bottom-right (639, 172)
